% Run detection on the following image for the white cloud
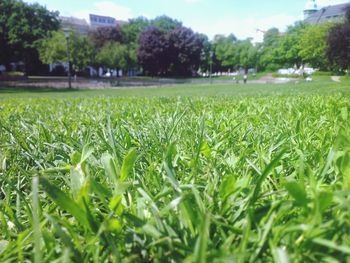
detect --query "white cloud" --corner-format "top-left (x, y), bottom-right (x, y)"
top-left (189, 13), bottom-right (300, 42)
top-left (317, 0), bottom-right (350, 6)
top-left (73, 1), bottom-right (132, 22)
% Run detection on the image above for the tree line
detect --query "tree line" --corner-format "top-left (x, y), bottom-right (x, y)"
top-left (1, 0), bottom-right (350, 77)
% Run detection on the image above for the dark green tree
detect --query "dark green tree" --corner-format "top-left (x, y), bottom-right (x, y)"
top-left (0, 0), bottom-right (59, 74)
top-left (137, 27), bottom-right (169, 76)
top-left (167, 27), bottom-right (203, 76)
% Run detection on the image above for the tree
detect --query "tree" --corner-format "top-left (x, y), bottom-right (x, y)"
top-left (259, 23), bottom-right (306, 71)
top-left (167, 27), bottom-right (203, 76)
top-left (280, 23), bottom-right (306, 68)
top-left (89, 26), bottom-right (124, 49)
top-left (96, 42), bottom-right (129, 76)
top-left (151, 16), bottom-right (182, 33)
top-left (137, 26), bottom-right (205, 77)
top-left (299, 23), bottom-right (332, 70)
top-left (137, 27), bottom-right (169, 76)
top-left (0, 0), bottom-right (59, 73)
top-left (37, 31), bottom-right (95, 73)
top-left (213, 34), bottom-right (239, 71)
top-left (327, 8), bottom-right (350, 71)
top-left (259, 28), bottom-right (283, 70)
top-left (198, 33), bottom-right (212, 72)
top-left (236, 39), bottom-right (258, 71)
top-left (121, 17), bottom-right (150, 44)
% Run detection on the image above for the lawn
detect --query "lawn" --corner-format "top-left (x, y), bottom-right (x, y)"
top-left (0, 81), bottom-right (350, 262)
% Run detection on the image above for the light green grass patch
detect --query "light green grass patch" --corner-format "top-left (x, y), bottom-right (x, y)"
top-left (0, 83), bottom-right (350, 262)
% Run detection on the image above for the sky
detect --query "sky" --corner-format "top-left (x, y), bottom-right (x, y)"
top-left (25, 0), bottom-right (350, 41)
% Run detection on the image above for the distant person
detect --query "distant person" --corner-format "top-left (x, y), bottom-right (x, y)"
top-left (243, 74), bottom-right (248, 84)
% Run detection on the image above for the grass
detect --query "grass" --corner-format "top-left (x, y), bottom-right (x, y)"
top-left (0, 76), bottom-right (349, 99)
top-left (0, 81), bottom-right (350, 262)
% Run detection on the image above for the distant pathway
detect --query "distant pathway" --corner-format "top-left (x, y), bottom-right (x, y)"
top-left (331, 76), bottom-right (341, 82)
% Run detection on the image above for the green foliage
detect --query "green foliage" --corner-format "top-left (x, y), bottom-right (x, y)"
top-left (0, 88), bottom-right (350, 262)
top-left (258, 28), bottom-right (283, 71)
top-left (259, 23), bottom-right (306, 70)
top-left (258, 22), bottom-right (339, 71)
top-left (312, 71), bottom-right (333, 76)
top-left (96, 42), bottom-right (129, 71)
top-left (37, 31), bottom-right (95, 72)
top-left (150, 15), bottom-right (182, 32)
top-left (213, 34), bottom-right (239, 69)
top-left (0, 0), bottom-right (59, 72)
top-left (121, 17), bottom-right (150, 44)
top-left (237, 40), bottom-right (258, 70)
top-left (213, 35), bottom-right (258, 71)
top-left (298, 23), bottom-right (333, 70)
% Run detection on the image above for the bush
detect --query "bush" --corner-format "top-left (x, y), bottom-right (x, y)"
top-left (313, 71), bottom-right (332, 76)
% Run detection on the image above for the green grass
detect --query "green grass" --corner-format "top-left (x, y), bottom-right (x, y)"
top-left (0, 77), bottom-right (349, 99)
top-left (1, 81), bottom-right (350, 262)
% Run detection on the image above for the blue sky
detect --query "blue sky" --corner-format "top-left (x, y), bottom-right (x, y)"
top-left (25, 0), bottom-right (350, 41)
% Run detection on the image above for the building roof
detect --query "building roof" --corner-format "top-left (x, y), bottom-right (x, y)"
top-left (305, 3), bottom-right (350, 24)
top-left (89, 14), bottom-right (116, 21)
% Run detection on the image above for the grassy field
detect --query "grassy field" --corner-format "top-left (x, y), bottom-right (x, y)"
top-left (0, 81), bottom-right (350, 262)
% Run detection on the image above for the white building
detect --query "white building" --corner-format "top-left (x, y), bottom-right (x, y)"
top-left (59, 14), bottom-right (127, 34)
top-left (89, 14), bottom-right (126, 30)
top-left (60, 16), bottom-right (90, 35)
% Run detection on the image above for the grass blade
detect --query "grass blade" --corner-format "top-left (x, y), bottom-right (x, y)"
top-left (39, 177), bottom-right (90, 229)
top-left (32, 177), bottom-right (41, 263)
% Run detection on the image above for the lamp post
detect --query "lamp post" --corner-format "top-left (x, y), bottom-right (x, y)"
top-left (209, 51), bottom-right (213, 84)
top-left (63, 29), bottom-right (72, 89)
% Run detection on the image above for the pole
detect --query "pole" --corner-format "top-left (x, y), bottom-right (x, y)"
top-left (210, 51), bottom-right (213, 84)
top-left (210, 61), bottom-right (212, 84)
top-left (65, 35), bottom-right (72, 89)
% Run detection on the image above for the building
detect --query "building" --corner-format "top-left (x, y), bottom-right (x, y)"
top-left (60, 16), bottom-right (90, 35)
top-left (54, 14), bottom-right (128, 76)
top-left (304, 1), bottom-right (350, 24)
top-left (59, 14), bottom-right (127, 34)
top-left (304, 0), bottom-right (318, 19)
top-left (89, 14), bottom-right (126, 30)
